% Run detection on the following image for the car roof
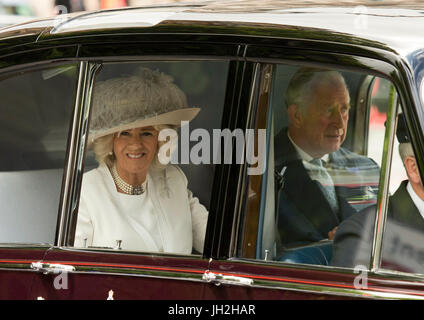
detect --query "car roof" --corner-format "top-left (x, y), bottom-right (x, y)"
top-left (0, 0), bottom-right (424, 59)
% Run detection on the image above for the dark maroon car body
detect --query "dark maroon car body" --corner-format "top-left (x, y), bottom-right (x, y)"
top-left (1, 0), bottom-right (424, 300)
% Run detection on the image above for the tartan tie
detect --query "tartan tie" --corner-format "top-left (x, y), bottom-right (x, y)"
top-left (308, 158), bottom-right (339, 213)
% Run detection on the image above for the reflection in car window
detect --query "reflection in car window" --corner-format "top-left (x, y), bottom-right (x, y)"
top-left (0, 64), bottom-right (78, 244)
top-left (239, 65), bottom-right (397, 269)
top-left (331, 108), bottom-right (424, 275)
top-left (72, 61), bottom-right (229, 254)
top-left (380, 112), bottom-right (424, 274)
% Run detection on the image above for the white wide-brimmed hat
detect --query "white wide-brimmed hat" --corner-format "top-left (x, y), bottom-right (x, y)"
top-left (88, 67), bottom-right (200, 143)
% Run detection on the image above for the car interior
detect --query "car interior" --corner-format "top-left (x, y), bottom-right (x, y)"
top-left (253, 64), bottom-right (397, 266)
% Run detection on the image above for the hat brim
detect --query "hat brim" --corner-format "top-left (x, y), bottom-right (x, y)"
top-left (89, 107), bottom-right (200, 143)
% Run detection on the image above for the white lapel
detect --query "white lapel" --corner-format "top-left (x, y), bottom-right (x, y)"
top-left (147, 167), bottom-right (192, 254)
top-left (147, 169), bottom-right (175, 253)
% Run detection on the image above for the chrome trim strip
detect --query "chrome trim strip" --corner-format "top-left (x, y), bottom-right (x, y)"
top-left (67, 62), bottom-right (102, 246)
top-left (0, 267), bottom-right (35, 272)
top-left (55, 269), bottom-right (206, 286)
top-left (38, 260), bottom-right (206, 283)
top-left (223, 258), bottom-right (424, 298)
top-left (0, 262), bottom-right (34, 270)
top-left (56, 61), bottom-right (102, 246)
top-left (0, 257), bottom-right (206, 280)
top-left (244, 277), bottom-right (424, 300)
top-left (87, 56), bottom-right (241, 62)
top-left (203, 271), bottom-right (254, 286)
top-left (373, 268), bottom-right (424, 283)
top-left (0, 243), bottom-right (51, 248)
top-left (31, 262), bottom-right (76, 274)
top-left (58, 245), bottom-right (204, 260)
top-left (370, 89), bottom-right (398, 271)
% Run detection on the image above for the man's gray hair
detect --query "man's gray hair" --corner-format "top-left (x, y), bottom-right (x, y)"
top-left (399, 142), bottom-right (415, 163)
top-left (285, 67), bottom-right (349, 114)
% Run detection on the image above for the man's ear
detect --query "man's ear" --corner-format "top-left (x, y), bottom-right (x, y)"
top-left (404, 156), bottom-right (422, 185)
top-left (287, 104), bottom-right (303, 128)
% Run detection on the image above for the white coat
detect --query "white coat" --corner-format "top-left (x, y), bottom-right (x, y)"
top-left (74, 163), bottom-right (208, 254)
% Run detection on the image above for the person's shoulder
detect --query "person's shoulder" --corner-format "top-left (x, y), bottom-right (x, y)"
top-left (331, 205), bottom-right (377, 267)
top-left (274, 127), bottom-right (289, 144)
top-left (336, 205), bottom-right (376, 237)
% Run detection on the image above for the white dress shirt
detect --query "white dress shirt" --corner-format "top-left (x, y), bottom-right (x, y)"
top-left (288, 132), bottom-right (330, 163)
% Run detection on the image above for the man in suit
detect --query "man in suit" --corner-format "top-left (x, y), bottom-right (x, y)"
top-left (275, 67), bottom-right (380, 251)
top-left (331, 114), bottom-right (424, 272)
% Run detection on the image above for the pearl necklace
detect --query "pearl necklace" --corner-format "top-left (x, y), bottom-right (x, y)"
top-left (110, 163), bottom-right (146, 195)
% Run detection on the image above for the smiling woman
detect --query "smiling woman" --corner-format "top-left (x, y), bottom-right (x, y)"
top-left (74, 66), bottom-right (209, 254)
top-left (113, 127), bottom-right (159, 190)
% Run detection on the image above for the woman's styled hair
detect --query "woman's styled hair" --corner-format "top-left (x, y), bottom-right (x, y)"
top-left (92, 124), bottom-right (177, 169)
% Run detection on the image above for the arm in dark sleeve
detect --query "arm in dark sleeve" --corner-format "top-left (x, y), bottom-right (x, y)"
top-left (331, 206), bottom-right (376, 268)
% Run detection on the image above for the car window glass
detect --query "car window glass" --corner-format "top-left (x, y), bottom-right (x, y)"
top-left (380, 110), bottom-right (424, 274)
top-left (238, 64), bottom-right (398, 270)
top-left (72, 61), bottom-right (228, 255)
top-left (0, 64), bottom-right (78, 244)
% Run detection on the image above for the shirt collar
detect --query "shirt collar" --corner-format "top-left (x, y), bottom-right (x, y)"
top-left (288, 132), bottom-right (330, 163)
top-left (406, 181), bottom-right (424, 220)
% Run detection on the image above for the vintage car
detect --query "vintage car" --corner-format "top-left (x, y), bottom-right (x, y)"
top-left (1, 0), bottom-right (424, 302)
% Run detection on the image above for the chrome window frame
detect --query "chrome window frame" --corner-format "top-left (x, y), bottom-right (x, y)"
top-left (229, 62), bottom-right (274, 260)
top-left (229, 52), bottom-right (424, 285)
top-left (56, 60), bottom-right (102, 246)
top-left (370, 92), bottom-right (399, 271)
top-left (57, 56), bottom-right (236, 256)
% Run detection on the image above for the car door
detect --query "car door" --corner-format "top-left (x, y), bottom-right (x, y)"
top-left (0, 58), bottom-right (80, 299)
top-left (31, 40), bottom-right (246, 299)
top-left (203, 45), bottom-right (424, 299)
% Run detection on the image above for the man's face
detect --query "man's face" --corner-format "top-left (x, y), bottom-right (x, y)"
top-left (297, 81), bottom-right (350, 158)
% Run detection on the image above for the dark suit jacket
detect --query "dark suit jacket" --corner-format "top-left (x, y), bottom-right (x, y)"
top-left (275, 128), bottom-right (380, 250)
top-left (331, 180), bottom-right (424, 269)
